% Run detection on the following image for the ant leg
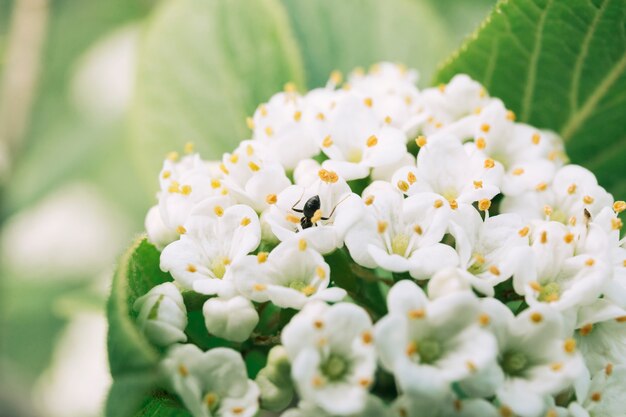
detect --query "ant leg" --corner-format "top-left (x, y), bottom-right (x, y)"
top-left (290, 188), bottom-right (306, 213)
top-left (320, 194), bottom-right (351, 221)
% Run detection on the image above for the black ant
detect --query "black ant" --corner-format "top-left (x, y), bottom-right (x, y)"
top-left (292, 193), bottom-right (351, 230)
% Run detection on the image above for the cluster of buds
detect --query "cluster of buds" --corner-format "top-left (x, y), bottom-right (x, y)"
top-left (138, 63), bottom-right (626, 417)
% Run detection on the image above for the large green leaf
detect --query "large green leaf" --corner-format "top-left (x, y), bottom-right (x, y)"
top-left (280, 0), bottom-right (454, 88)
top-left (435, 0), bottom-right (626, 197)
top-left (131, 0), bottom-right (305, 187)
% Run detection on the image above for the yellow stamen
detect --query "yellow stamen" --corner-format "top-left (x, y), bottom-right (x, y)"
top-left (298, 239), bottom-right (307, 251)
top-left (614, 201), bottom-right (626, 213)
top-left (248, 161), bottom-right (260, 172)
top-left (473, 180), bottom-right (483, 189)
top-left (479, 199), bottom-right (491, 211)
top-left (408, 309), bottom-right (425, 319)
top-left (530, 312), bottom-right (543, 323)
top-left (583, 195), bottom-right (594, 204)
top-left (564, 338), bottom-right (576, 353)
top-left (214, 206), bottom-right (224, 217)
top-left (476, 137), bottom-right (486, 149)
top-left (536, 182), bottom-right (548, 191)
top-left (176, 225), bottom-right (187, 234)
top-left (519, 226), bottom-right (530, 237)
top-left (484, 158), bottom-right (495, 169)
top-left (567, 184), bottom-right (577, 194)
top-left (240, 217), bottom-right (251, 226)
top-left (181, 185), bottom-right (192, 195)
top-left (246, 117), bottom-right (254, 129)
top-left (257, 252), bottom-right (268, 263)
top-left (253, 283), bottom-right (267, 291)
top-left (167, 151), bottom-right (179, 161)
top-left (415, 136), bottom-right (427, 147)
top-left (531, 133), bottom-right (541, 144)
top-left (184, 142), bottom-right (194, 154)
top-left (366, 135), bottom-right (378, 147)
top-left (480, 123), bottom-right (490, 133)
top-left (377, 221), bottom-right (388, 234)
top-left (322, 135), bottom-right (333, 148)
top-left (364, 97), bottom-right (373, 107)
top-left (266, 194), bottom-right (277, 205)
top-left (434, 199), bottom-right (444, 209)
top-left (579, 323), bottom-right (593, 336)
top-left (293, 111), bottom-right (302, 122)
top-left (397, 180), bottom-right (409, 192)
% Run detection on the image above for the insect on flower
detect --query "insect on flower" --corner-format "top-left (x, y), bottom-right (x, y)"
top-left (291, 193), bottom-right (348, 230)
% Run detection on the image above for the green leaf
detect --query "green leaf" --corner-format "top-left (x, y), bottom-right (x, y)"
top-left (131, 0), bottom-right (305, 186)
top-left (105, 371), bottom-right (160, 417)
top-left (133, 395), bottom-right (191, 417)
top-left (435, 0), bottom-right (626, 197)
top-left (280, 0), bottom-right (453, 87)
top-left (107, 236), bottom-right (172, 377)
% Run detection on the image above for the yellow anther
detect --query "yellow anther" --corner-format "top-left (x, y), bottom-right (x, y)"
top-left (167, 151), bottom-right (179, 161)
top-left (322, 135), bottom-right (333, 148)
top-left (210, 179), bottom-right (221, 189)
top-left (529, 281), bottom-right (542, 291)
top-left (531, 133), bottom-right (541, 144)
top-left (330, 70), bottom-right (343, 84)
top-left (438, 83), bottom-right (446, 92)
top-left (362, 331), bottom-right (373, 344)
top-left (214, 206), bottom-right (224, 217)
top-left (219, 163), bottom-right (229, 174)
top-left (489, 265), bottom-right (501, 276)
top-left (253, 283), bottom-right (267, 291)
top-left (407, 171), bottom-right (417, 185)
top-left (293, 111), bottom-right (302, 122)
top-left (616, 316), bottom-right (626, 322)
top-left (614, 201), bottom-right (626, 213)
top-left (512, 167), bottom-right (525, 176)
top-left (606, 363), bottom-right (614, 375)
top-left (176, 225), bottom-right (187, 234)
top-left (246, 144), bottom-right (254, 156)
top-left (415, 136), bottom-right (427, 147)
top-left (564, 338), bottom-right (576, 353)
top-left (366, 135), bottom-right (378, 147)
top-left (265, 194), bottom-right (277, 205)
top-left (473, 180), bottom-right (483, 189)
top-left (484, 158), bottom-right (495, 169)
top-left (564, 233), bottom-right (574, 244)
top-left (536, 182), bottom-right (548, 191)
top-left (550, 362), bottom-right (563, 372)
top-left (585, 258), bottom-right (595, 266)
top-left (519, 226), bottom-right (530, 237)
top-left (408, 308), bottom-right (425, 319)
top-left (313, 320), bottom-right (324, 329)
top-left (567, 184), bottom-right (577, 194)
top-left (248, 161), bottom-right (260, 172)
top-left (434, 199), bottom-right (444, 209)
top-left (311, 376), bottom-right (324, 387)
top-left (590, 392), bottom-right (602, 402)
top-left (221, 188), bottom-right (229, 195)
top-left (612, 218), bottom-right (623, 230)
top-left (406, 341), bottom-right (418, 356)
top-left (162, 170), bottom-right (171, 179)
top-left (358, 378), bottom-right (371, 387)
top-left (580, 323), bottom-right (594, 336)
top-left (569, 216), bottom-right (577, 226)
top-left (204, 393), bottom-right (218, 406)
top-left (583, 195), bottom-right (594, 204)
top-left (479, 88), bottom-right (487, 98)
top-left (298, 239), bottom-right (307, 251)
top-left (364, 97), bottom-right (373, 107)
top-left (257, 252), bottom-right (268, 263)
top-left (184, 142), bottom-right (194, 154)
top-left (284, 82), bottom-right (297, 93)
top-left (530, 312), bottom-right (543, 323)
top-left (506, 110), bottom-right (516, 121)
top-left (479, 199), bottom-right (491, 211)
top-left (404, 95), bottom-right (413, 105)
top-left (480, 123), bottom-right (491, 133)
top-left (475, 137), bottom-right (486, 149)
top-left (316, 112), bottom-right (325, 120)
top-left (377, 221), bottom-right (388, 234)
top-left (240, 217), bottom-right (251, 226)
top-left (384, 115), bottom-right (392, 124)
top-left (466, 360), bottom-right (477, 373)
top-left (364, 195), bottom-right (375, 206)
top-left (499, 405), bottom-right (513, 417)
top-left (178, 364), bottom-right (189, 377)
top-left (316, 266), bottom-right (326, 278)
top-left (473, 254), bottom-right (486, 265)
top-left (259, 105), bottom-right (268, 117)
top-left (544, 205), bottom-right (553, 216)
top-left (286, 214), bottom-right (300, 223)
top-left (181, 185), bottom-right (192, 195)
top-left (479, 314), bottom-right (490, 326)
top-left (397, 180), bottom-right (409, 192)
top-left (448, 199), bottom-right (458, 210)
top-left (301, 285), bottom-right (316, 296)
top-left (229, 153), bottom-right (239, 164)
top-left (414, 225), bottom-right (423, 235)
top-left (540, 230), bottom-right (548, 244)
top-left (246, 117), bottom-right (255, 129)
top-left (168, 181), bottom-right (181, 193)
top-left (545, 410), bottom-right (558, 417)
top-left (187, 264), bottom-right (197, 273)
top-left (264, 126), bottom-right (274, 136)
top-left (434, 121), bottom-right (443, 129)
top-left (232, 407), bottom-right (245, 415)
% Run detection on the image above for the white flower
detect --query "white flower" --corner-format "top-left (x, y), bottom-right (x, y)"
top-left (249, 91), bottom-right (320, 169)
top-left (449, 206), bottom-right (532, 295)
top-left (574, 299), bottom-right (626, 374)
top-left (439, 99), bottom-right (565, 196)
top-left (392, 135), bottom-right (503, 212)
top-left (266, 168), bottom-right (363, 254)
top-left (514, 221), bottom-right (611, 311)
top-left (233, 239), bottom-right (346, 309)
top-left (393, 392), bottom-right (498, 417)
top-left (569, 364), bottom-right (626, 417)
top-left (313, 91), bottom-right (407, 180)
top-left (281, 302), bottom-right (376, 416)
top-left (282, 396), bottom-right (390, 417)
top-left (161, 344), bottom-right (260, 417)
top-left (501, 165), bottom-right (613, 228)
top-left (416, 74), bottom-right (494, 135)
top-left (375, 280), bottom-right (498, 396)
top-left (160, 200), bottom-right (261, 295)
top-left (133, 282), bottom-right (187, 346)
top-left (344, 181), bottom-right (458, 279)
top-left (371, 152), bottom-right (415, 183)
top-left (220, 140), bottom-right (291, 212)
top-left (202, 296), bottom-right (259, 343)
top-left (151, 152), bottom-right (227, 247)
top-left (466, 299), bottom-right (584, 417)
top-left (347, 62), bottom-right (420, 132)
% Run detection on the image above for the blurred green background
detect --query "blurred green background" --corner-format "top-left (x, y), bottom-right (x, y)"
top-left (0, 1), bottom-right (495, 416)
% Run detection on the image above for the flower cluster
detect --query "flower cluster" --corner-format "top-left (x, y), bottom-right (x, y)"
top-left (139, 63), bottom-right (626, 417)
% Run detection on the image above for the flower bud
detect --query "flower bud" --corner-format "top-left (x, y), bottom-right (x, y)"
top-left (144, 205), bottom-right (178, 250)
top-left (202, 295), bottom-right (259, 342)
top-left (427, 267), bottom-right (471, 299)
top-left (133, 282), bottom-right (187, 346)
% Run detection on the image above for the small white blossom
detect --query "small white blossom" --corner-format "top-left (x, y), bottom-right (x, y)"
top-left (133, 282), bottom-right (187, 347)
top-left (344, 181), bottom-right (458, 279)
top-left (393, 392), bottom-right (498, 417)
top-left (145, 204), bottom-right (179, 250)
top-left (161, 344), bottom-right (260, 417)
top-left (250, 91), bottom-right (320, 169)
top-left (266, 168), bottom-right (363, 254)
top-left (281, 302), bottom-right (376, 416)
top-left (569, 364), bottom-right (626, 417)
top-left (375, 280), bottom-right (498, 396)
top-left (160, 200), bottom-right (261, 295)
top-left (202, 295), bottom-right (259, 343)
top-left (348, 62), bottom-right (420, 132)
top-left (233, 239), bottom-right (346, 309)
top-left (281, 396), bottom-right (390, 417)
top-left (313, 91), bottom-right (407, 180)
top-left (392, 135), bottom-right (503, 213)
top-left (220, 140), bottom-right (292, 212)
